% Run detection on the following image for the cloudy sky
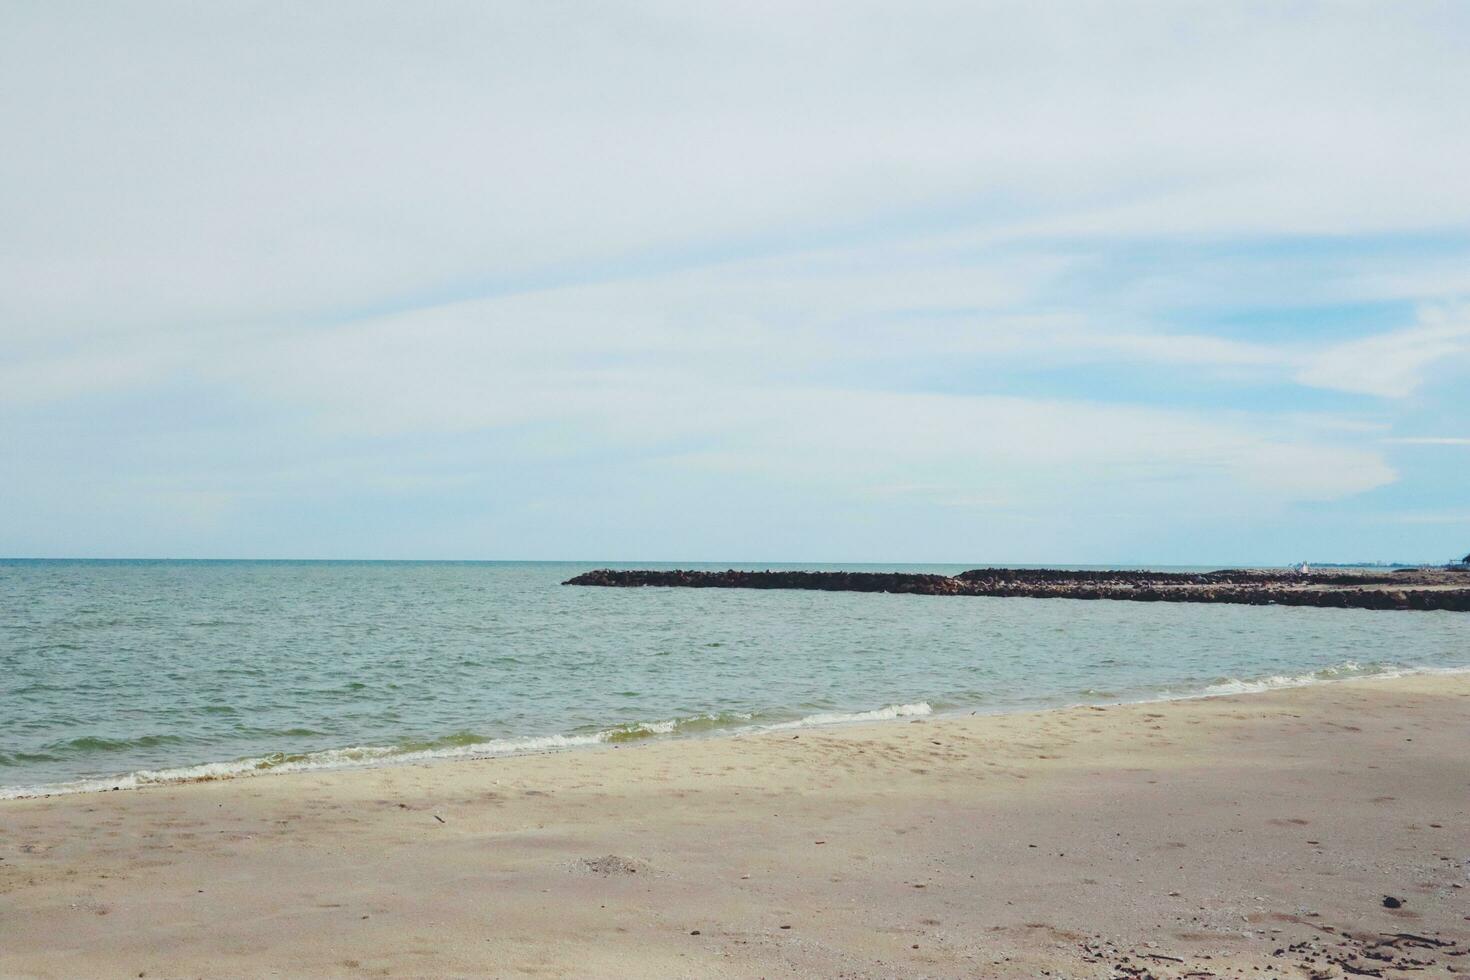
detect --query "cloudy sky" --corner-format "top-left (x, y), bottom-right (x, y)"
top-left (3, 1), bottom-right (1468, 563)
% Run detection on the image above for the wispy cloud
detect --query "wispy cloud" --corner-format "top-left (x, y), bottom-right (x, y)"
top-left (1296, 307), bottom-right (1470, 398)
top-left (1383, 511), bottom-right (1470, 525)
top-left (1384, 437), bottom-right (1470, 446)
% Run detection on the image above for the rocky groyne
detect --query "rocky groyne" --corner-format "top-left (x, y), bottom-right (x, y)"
top-left (563, 567), bottom-right (1470, 611)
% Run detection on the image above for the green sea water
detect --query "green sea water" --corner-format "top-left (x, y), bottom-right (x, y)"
top-left (2, 559), bottom-right (1466, 797)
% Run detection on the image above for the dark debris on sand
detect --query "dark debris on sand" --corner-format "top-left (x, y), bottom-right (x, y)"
top-left (570, 854), bottom-right (648, 877)
top-left (1079, 926), bottom-right (1468, 979)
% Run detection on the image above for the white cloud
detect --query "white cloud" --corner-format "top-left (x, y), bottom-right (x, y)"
top-left (667, 388), bottom-right (1395, 507)
top-left (1384, 510), bottom-right (1470, 525)
top-left (1385, 437), bottom-right (1470, 446)
top-left (1296, 306), bottom-right (1470, 398)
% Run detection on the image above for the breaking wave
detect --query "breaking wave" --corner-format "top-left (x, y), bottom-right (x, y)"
top-left (1156, 661), bottom-right (1470, 701)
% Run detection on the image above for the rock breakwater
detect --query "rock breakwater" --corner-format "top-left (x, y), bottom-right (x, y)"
top-left (563, 567), bottom-right (1470, 611)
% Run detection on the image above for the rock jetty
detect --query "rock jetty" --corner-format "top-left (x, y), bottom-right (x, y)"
top-left (563, 567), bottom-right (1470, 611)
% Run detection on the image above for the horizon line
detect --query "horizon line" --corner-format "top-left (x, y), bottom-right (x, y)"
top-left (0, 556), bottom-right (1453, 567)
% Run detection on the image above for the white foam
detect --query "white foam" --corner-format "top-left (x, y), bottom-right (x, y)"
top-left (613, 719), bottom-right (678, 736)
top-left (763, 702), bottom-right (933, 731)
top-left (0, 735), bottom-right (611, 800)
top-left (392, 732), bottom-right (609, 762)
top-left (1156, 661), bottom-right (1470, 702)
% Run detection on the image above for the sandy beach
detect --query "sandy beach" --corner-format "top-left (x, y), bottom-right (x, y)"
top-left (3, 674), bottom-right (1467, 978)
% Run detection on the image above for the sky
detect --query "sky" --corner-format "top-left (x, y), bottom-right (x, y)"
top-left (2, 1), bottom-right (1469, 564)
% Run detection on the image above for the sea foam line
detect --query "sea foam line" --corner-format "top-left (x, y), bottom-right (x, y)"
top-left (1153, 660), bottom-right (1470, 701)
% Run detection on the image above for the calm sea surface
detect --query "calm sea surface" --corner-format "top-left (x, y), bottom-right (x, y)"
top-left (2, 559), bottom-right (1467, 797)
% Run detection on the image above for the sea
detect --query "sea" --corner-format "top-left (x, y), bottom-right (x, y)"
top-left (3, 559), bottom-right (1467, 799)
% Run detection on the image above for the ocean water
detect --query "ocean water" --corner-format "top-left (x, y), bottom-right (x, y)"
top-left (2, 559), bottom-right (1467, 798)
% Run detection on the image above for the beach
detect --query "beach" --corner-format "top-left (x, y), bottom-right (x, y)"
top-left (3, 673), bottom-right (1467, 978)
top-left (10, 4), bottom-right (1470, 978)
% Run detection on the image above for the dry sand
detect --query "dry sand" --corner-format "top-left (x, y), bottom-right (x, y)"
top-left (2, 675), bottom-right (1468, 978)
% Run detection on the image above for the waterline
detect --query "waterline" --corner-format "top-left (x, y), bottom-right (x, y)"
top-left (8, 662), bottom-right (1465, 800)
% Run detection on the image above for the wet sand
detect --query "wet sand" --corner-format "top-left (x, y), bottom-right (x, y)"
top-left (2, 675), bottom-right (1468, 978)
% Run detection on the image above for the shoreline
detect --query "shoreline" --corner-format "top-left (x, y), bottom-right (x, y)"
top-left (7, 661), bottom-right (1468, 803)
top-left (4, 673), bottom-right (1467, 977)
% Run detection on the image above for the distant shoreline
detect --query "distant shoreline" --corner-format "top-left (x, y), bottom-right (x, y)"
top-left (567, 566), bottom-right (1470, 611)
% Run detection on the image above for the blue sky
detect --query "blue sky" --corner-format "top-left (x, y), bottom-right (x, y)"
top-left (2, 1), bottom-right (1468, 563)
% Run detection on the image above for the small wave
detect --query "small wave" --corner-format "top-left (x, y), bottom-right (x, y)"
top-left (1152, 661), bottom-right (1470, 701)
top-left (1195, 660), bottom-right (1386, 697)
top-left (602, 719), bottom-right (679, 742)
top-left (764, 702), bottom-right (933, 730)
top-left (0, 734), bottom-right (610, 800)
top-left (601, 710), bottom-right (756, 743)
top-left (44, 733), bottom-right (189, 754)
